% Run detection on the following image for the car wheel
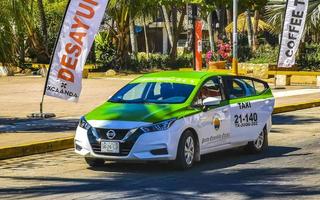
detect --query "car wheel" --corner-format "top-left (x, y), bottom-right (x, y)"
top-left (85, 157), bottom-right (105, 167)
top-left (246, 127), bottom-right (268, 153)
top-left (174, 130), bottom-right (196, 170)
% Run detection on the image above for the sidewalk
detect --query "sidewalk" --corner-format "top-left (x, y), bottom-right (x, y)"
top-left (0, 118), bottom-right (76, 147)
top-left (274, 89), bottom-right (320, 107)
top-left (0, 76), bottom-right (319, 159)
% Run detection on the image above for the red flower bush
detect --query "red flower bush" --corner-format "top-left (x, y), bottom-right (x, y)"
top-left (206, 40), bottom-right (232, 63)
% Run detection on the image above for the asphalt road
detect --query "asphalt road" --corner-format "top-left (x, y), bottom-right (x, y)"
top-left (0, 108), bottom-right (319, 200)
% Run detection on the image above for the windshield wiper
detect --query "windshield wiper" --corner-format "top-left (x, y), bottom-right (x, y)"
top-left (108, 99), bottom-right (125, 103)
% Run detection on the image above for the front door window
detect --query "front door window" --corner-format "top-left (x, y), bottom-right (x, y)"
top-left (195, 77), bottom-right (222, 106)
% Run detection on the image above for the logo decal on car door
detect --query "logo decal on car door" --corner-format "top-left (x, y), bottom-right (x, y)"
top-left (212, 116), bottom-right (221, 131)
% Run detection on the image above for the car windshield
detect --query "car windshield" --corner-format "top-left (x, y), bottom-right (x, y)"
top-left (109, 82), bottom-right (195, 104)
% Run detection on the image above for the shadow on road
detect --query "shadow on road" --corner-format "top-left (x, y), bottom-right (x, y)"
top-left (272, 114), bottom-right (320, 125)
top-left (0, 117), bottom-right (78, 133)
top-left (1, 145), bottom-right (319, 199)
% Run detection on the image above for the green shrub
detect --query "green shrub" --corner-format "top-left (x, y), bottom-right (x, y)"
top-left (122, 53), bottom-right (192, 72)
top-left (243, 44), bottom-right (320, 71)
top-left (249, 45), bottom-right (278, 64)
top-left (297, 44), bottom-right (320, 71)
top-left (95, 31), bottom-right (117, 68)
top-left (238, 45), bottom-right (252, 62)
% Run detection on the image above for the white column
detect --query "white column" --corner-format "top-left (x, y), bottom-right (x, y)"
top-left (0, 66), bottom-right (8, 76)
top-left (317, 76), bottom-right (320, 87)
top-left (276, 75), bottom-right (291, 86)
top-left (163, 26), bottom-right (168, 54)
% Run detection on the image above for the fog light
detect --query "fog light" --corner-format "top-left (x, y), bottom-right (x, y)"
top-left (150, 148), bottom-right (168, 155)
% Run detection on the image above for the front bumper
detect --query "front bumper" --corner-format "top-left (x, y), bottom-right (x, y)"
top-left (74, 126), bottom-right (177, 161)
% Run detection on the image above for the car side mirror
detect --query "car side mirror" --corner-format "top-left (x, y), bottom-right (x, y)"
top-left (203, 97), bottom-right (221, 107)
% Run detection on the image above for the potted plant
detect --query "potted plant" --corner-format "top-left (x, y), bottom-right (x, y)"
top-left (206, 40), bottom-right (232, 70)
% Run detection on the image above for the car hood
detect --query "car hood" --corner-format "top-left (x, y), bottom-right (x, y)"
top-left (85, 102), bottom-right (199, 123)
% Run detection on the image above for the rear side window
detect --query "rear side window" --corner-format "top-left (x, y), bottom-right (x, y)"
top-left (242, 79), bottom-right (256, 95)
top-left (226, 78), bottom-right (256, 99)
top-left (253, 80), bottom-right (268, 94)
top-left (224, 77), bottom-right (268, 99)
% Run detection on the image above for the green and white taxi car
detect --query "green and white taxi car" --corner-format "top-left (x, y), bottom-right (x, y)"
top-left (75, 71), bottom-right (275, 169)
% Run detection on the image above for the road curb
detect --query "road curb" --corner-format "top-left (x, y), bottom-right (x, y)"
top-left (0, 137), bottom-right (74, 160)
top-left (1, 100), bottom-right (320, 160)
top-left (273, 100), bottom-right (320, 114)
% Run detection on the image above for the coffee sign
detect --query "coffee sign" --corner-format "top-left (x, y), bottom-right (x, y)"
top-left (278, 0), bottom-right (309, 68)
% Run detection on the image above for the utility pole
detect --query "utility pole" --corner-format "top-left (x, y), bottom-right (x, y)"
top-left (192, 5), bottom-right (197, 71)
top-left (232, 0), bottom-right (239, 75)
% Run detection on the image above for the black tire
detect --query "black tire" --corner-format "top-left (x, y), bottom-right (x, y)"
top-left (246, 127), bottom-right (268, 153)
top-left (174, 130), bottom-right (196, 170)
top-left (85, 157), bottom-right (105, 167)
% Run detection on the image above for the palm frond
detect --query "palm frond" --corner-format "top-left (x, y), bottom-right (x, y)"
top-left (225, 13), bottom-right (272, 33)
top-left (265, 0), bottom-right (320, 34)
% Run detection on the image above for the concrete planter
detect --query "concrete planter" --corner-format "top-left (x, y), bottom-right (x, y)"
top-left (238, 63), bottom-right (272, 79)
top-left (208, 61), bottom-right (226, 70)
top-left (105, 69), bottom-right (117, 77)
top-left (83, 69), bottom-right (89, 78)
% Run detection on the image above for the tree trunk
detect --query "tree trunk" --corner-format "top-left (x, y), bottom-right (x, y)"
top-left (220, 7), bottom-right (227, 37)
top-left (37, 0), bottom-right (49, 57)
top-left (252, 10), bottom-right (260, 51)
top-left (171, 6), bottom-right (178, 58)
top-left (143, 14), bottom-right (149, 59)
top-left (216, 8), bottom-right (221, 38)
top-left (246, 9), bottom-right (253, 48)
top-left (18, 35), bottom-right (25, 67)
top-left (226, 8), bottom-right (232, 41)
top-left (207, 11), bottom-right (214, 51)
top-left (129, 12), bottom-right (137, 57)
top-left (161, 5), bottom-right (173, 47)
top-left (170, 5), bottom-right (186, 59)
top-left (207, 11), bottom-right (215, 51)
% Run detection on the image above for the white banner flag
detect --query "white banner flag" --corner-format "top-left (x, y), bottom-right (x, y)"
top-left (278, 0), bottom-right (308, 68)
top-left (45, 0), bottom-right (109, 102)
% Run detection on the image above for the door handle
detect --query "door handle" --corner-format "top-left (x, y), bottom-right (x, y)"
top-left (199, 116), bottom-right (208, 121)
top-left (222, 108), bottom-right (228, 113)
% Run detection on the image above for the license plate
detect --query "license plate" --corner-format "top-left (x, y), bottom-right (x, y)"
top-left (101, 141), bottom-right (120, 153)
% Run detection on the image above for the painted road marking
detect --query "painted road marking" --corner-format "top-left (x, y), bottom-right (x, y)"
top-left (273, 89), bottom-right (320, 98)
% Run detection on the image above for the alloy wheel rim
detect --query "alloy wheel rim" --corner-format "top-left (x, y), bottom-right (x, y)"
top-left (184, 136), bottom-right (195, 165)
top-left (254, 131), bottom-right (264, 149)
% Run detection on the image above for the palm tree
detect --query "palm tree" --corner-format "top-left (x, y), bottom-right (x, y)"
top-left (225, 13), bottom-right (272, 34)
top-left (104, 0), bottom-right (131, 62)
top-left (37, 0), bottom-right (49, 56)
top-left (199, 0), bottom-right (216, 51)
top-left (129, 10), bottom-right (137, 56)
top-left (0, 1), bottom-right (15, 65)
top-left (265, 0), bottom-right (320, 42)
top-left (0, 0), bottom-right (32, 66)
top-left (246, 9), bottom-right (253, 48)
top-left (245, 0), bottom-right (269, 51)
top-left (135, 1), bottom-right (158, 59)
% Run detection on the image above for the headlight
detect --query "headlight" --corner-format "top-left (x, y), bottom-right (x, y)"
top-left (79, 116), bottom-right (91, 130)
top-left (139, 118), bottom-right (176, 133)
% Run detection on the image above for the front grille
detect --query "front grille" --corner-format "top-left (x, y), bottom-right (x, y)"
top-left (95, 128), bottom-right (129, 140)
top-left (88, 128), bottom-right (137, 157)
